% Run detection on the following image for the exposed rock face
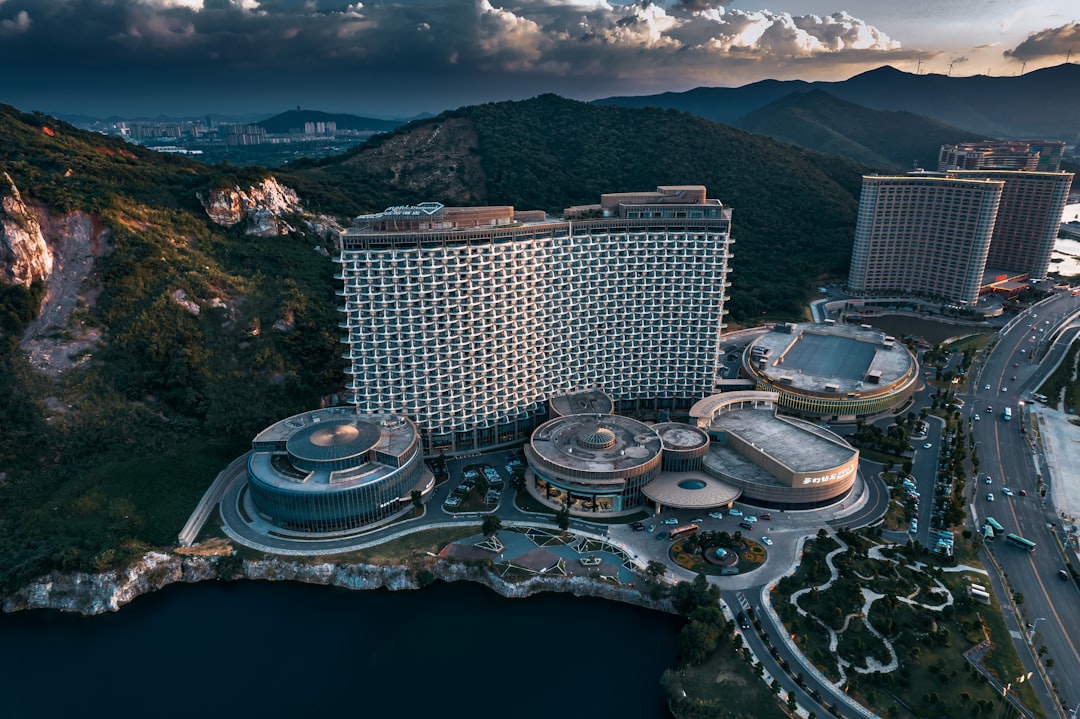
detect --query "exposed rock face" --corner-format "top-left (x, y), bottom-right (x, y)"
top-left (0, 172), bottom-right (53, 286)
top-left (3, 552), bottom-right (673, 617)
top-left (198, 177), bottom-right (303, 237)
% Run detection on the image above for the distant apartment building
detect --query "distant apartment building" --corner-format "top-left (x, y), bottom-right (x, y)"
top-left (336, 186), bottom-right (733, 453)
top-left (224, 124), bottom-right (267, 145)
top-left (952, 170), bottom-right (1073, 279)
top-left (938, 140), bottom-right (1065, 172)
top-left (303, 121), bottom-right (337, 136)
top-left (847, 174), bottom-right (1003, 305)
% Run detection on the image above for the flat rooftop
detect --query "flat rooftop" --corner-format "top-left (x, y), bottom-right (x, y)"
top-left (749, 323), bottom-right (914, 396)
top-left (711, 410), bottom-right (857, 474)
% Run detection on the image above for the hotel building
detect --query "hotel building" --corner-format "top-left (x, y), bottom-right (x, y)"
top-left (938, 140), bottom-right (1065, 173)
top-left (847, 174), bottom-right (1003, 305)
top-left (952, 170), bottom-right (1073, 280)
top-left (336, 186), bottom-right (733, 454)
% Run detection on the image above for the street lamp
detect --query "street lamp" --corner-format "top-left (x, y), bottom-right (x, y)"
top-left (1028, 617), bottom-right (1046, 641)
top-left (1070, 700), bottom-right (1080, 719)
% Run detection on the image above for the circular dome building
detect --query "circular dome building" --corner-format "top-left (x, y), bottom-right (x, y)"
top-left (744, 322), bottom-right (917, 421)
top-left (246, 408), bottom-right (426, 532)
top-left (525, 414), bottom-right (663, 516)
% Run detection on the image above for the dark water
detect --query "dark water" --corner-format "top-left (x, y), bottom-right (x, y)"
top-left (0, 580), bottom-right (682, 718)
top-left (859, 314), bottom-right (998, 345)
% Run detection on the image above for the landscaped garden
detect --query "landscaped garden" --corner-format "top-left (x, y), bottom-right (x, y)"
top-left (770, 528), bottom-right (1045, 719)
top-left (669, 530), bottom-right (768, 576)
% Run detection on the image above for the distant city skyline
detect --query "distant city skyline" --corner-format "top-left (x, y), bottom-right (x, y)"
top-left (0, 0), bottom-right (1075, 119)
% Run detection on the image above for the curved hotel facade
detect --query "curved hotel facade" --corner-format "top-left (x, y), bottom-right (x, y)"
top-left (336, 186), bottom-right (733, 453)
top-left (847, 175), bottom-right (1003, 305)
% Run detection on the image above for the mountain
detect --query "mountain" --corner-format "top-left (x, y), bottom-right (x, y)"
top-left (0, 94), bottom-right (872, 592)
top-left (596, 63), bottom-right (1080, 141)
top-left (256, 109), bottom-right (403, 134)
top-left (736, 90), bottom-right (985, 170)
top-left (596, 78), bottom-right (814, 127)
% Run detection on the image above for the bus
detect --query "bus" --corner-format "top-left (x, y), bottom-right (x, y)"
top-left (1005, 533), bottom-right (1036, 552)
top-left (669, 523), bottom-right (700, 541)
top-left (986, 517), bottom-right (1004, 536)
top-left (982, 524), bottom-right (996, 541)
top-left (1003, 407), bottom-right (1012, 421)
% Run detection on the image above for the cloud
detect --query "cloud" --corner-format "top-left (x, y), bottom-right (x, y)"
top-left (0, 8), bottom-right (30, 34)
top-left (0, 0), bottom-right (912, 115)
top-left (1004, 21), bottom-right (1079, 62)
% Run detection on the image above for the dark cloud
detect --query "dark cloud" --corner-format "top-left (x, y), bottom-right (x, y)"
top-left (0, 0), bottom-right (908, 117)
top-left (1004, 22), bottom-right (1079, 62)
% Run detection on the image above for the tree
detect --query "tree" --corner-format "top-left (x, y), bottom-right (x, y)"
top-left (411, 489), bottom-right (422, 508)
top-left (555, 505), bottom-right (570, 531)
top-left (481, 515), bottom-right (502, 538)
top-left (646, 560), bottom-right (667, 580)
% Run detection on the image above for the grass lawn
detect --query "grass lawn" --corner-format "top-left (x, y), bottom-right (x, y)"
top-left (317, 526), bottom-right (477, 565)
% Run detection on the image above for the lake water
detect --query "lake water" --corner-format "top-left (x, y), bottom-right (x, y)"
top-left (0, 579), bottom-right (682, 719)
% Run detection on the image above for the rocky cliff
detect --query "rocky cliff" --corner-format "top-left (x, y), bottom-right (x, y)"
top-left (198, 177), bottom-right (304, 237)
top-left (3, 550), bottom-right (673, 617)
top-left (0, 171), bottom-right (53, 286)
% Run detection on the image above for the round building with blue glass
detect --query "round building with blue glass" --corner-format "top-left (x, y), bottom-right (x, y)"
top-left (247, 408), bottom-right (427, 532)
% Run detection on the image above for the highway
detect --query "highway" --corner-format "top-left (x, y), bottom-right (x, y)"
top-left (966, 290), bottom-right (1080, 717)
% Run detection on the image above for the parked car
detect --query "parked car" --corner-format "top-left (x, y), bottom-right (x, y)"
top-left (708, 511), bottom-right (724, 520)
top-left (760, 513), bottom-right (772, 520)
top-left (909, 519), bottom-right (918, 533)
top-left (630, 521), bottom-right (645, 531)
top-left (662, 518), bottom-right (679, 525)
top-left (728, 508), bottom-right (744, 517)
top-left (744, 515), bottom-right (758, 524)
top-left (738, 521), bottom-right (754, 530)
top-left (691, 518), bottom-right (704, 524)
top-left (1060, 569), bottom-right (1071, 581)
top-left (974, 414), bottom-right (980, 421)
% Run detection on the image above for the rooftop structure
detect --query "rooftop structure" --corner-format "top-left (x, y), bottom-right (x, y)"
top-left (246, 408), bottom-right (427, 531)
top-left (525, 413), bottom-right (664, 515)
top-left (688, 391), bottom-right (859, 509)
top-left (336, 186), bottom-right (733, 454)
top-left (744, 323), bottom-right (918, 420)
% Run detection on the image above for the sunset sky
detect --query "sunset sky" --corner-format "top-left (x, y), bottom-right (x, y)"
top-left (0, 0), bottom-right (1076, 118)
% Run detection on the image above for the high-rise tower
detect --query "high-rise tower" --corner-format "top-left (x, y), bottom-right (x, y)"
top-left (952, 170), bottom-right (1073, 280)
top-left (847, 175), bottom-right (1003, 305)
top-left (336, 186), bottom-right (733, 453)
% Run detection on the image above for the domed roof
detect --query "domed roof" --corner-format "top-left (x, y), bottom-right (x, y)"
top-left (578, 427), bottom-right (617, 450)
top-left (286, 418), bottom-right (381, 465)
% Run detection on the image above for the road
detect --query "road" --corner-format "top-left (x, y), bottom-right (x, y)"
top-left (965, 290), bottom-right (1080, 717)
